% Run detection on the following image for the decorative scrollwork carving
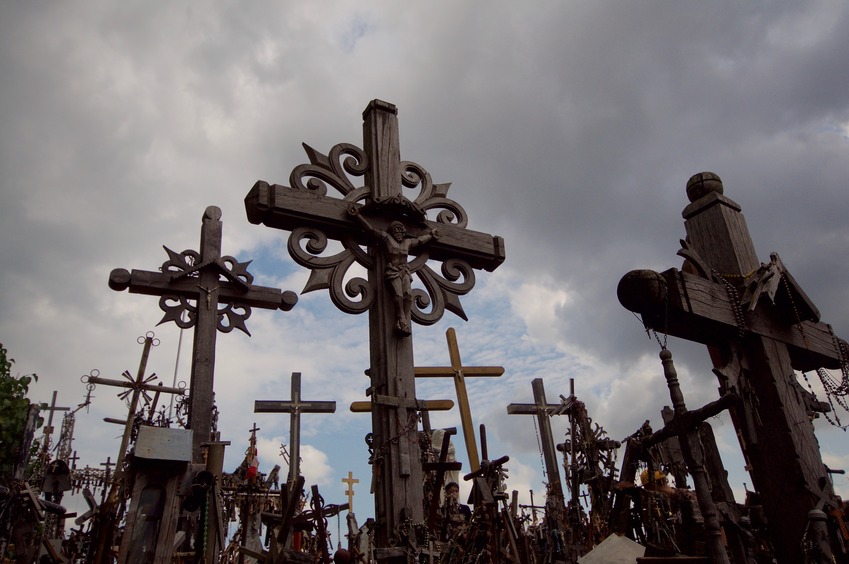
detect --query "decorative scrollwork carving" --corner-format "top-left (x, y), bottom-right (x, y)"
top-left (287, 227), bottom-right (374, 315)
top-left (154, 246), bottom-right (255, 335)
top-left (289, 143), bottom-right (368, 197)
top-left (283, 143), bottom-right (479, 327)
top-left (411, 259), bottom-right (475, 325)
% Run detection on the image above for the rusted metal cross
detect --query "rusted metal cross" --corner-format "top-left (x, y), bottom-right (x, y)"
top-left (244, 100), bottom-right (505, 556)
top-left (38, 390), bottom-right (69, 460)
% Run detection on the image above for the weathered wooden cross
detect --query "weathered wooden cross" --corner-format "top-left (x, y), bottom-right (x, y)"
top-left (109, 205), bottom-right (298, 462)
top-left (342, 471), bottom-right (359, 513)
top-left (254, 372), bottom-right (336, 484)
top-left (617, 171), bottom-right (849, 564)
top-left (415, 327), bottom-right (504, 473)
top-left (244, 99), bottom-right (505, 555)
top-left (506, 378), bottom-right (568, 509)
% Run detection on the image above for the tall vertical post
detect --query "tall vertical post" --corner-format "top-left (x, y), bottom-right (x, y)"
top-left (363, 101), bottom-right (425, 547)
top-left (244, 99), bottom-right (505, 558)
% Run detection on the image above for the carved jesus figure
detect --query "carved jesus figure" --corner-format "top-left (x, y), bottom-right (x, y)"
top-left (350, 206), bottom-right (439, 334)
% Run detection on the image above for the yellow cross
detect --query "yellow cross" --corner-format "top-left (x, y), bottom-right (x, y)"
top-left (415, 327), bottom-right (504, 472)
top-left (342, 471), bottom-right (359, 513)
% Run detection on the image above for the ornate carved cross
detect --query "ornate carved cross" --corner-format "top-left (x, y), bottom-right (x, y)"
top-left (244, 99), bottom-right (505, 554)
top-left (617, 171), bottom-right (849, 563)
top-left (109, 205), bottom-right (298, 462)
top-left (254, 372), bottom-right (336, 483)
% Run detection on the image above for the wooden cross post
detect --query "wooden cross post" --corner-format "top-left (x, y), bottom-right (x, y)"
top-left (254, 372), bottom-right (336, 484)
top-left (618, 171), bottom-right (849, 564)
top-left (415, 327), bottom-right (504, 473)
top-left (506, 379), bottom-right (567, 509)
top-left (38, 391), bottom-right (70, 460)
top-left (244, 99), bottom-right (504, 555)
top-left (109, 205), bottom-right (298, 462)
top-left (86, 334), bottom-right (184, 563)
top-left (342, 471), bottom-right (359, 513)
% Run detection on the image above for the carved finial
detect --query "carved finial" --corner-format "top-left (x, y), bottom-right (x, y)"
top-left (204, 206), bottom-right (222, 220)
top-left (686, 172), bottom-right (723, 202)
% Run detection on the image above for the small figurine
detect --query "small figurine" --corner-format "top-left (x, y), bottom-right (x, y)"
top-left (350, 205), bottom-right (439, 334)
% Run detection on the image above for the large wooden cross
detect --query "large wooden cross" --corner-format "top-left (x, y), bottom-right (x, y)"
top-left (109, 205), bottom-right (298, 462)
top-left (617, 171), bottom-right (849, 564)
top-left (244, 99), bottom-right (505, 555)
top-left (254, 372), bottom-right (336, 483)
top-left (415, 327), bottom-right (504, 473)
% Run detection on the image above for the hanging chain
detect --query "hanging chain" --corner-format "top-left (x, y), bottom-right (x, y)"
top-left (337, 511), bottom-right (342, 550)
top-left (782, 274), bottom-right (849, 429)
top-left (202, 487), bottom-right (210, 561)
top-left (532, 414), bottom-right (546, 480)
top-left (650, 272), bottom-right (670, 351)
top-left (714, 269), bottom-right (748, 339)
top-left (372, 410), bottom-right (420, 464)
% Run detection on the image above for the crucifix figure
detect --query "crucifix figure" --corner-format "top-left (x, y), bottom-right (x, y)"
top-left (109, 205), bottom-right (298, 462)
top-left (244, 99), bottom-right (505, 556)
top-left (415, 327), bottom-right (504, 473)
top-left (618, 171), bottom-right (849, 563)
top-left (254, 372), bottom-right (336, 484)
top-left (350, 207), bottom-right (440, 334)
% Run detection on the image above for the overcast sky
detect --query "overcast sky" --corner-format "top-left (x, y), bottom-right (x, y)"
top-left (2, 1), bottom-right (848, 527)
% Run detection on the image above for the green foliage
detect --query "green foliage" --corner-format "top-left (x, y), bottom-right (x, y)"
top-left (0, 343), bottom-right (41, 479)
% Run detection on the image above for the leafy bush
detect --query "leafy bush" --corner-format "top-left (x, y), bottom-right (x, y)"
top-left (0, 344), bottom-right (41, 480)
